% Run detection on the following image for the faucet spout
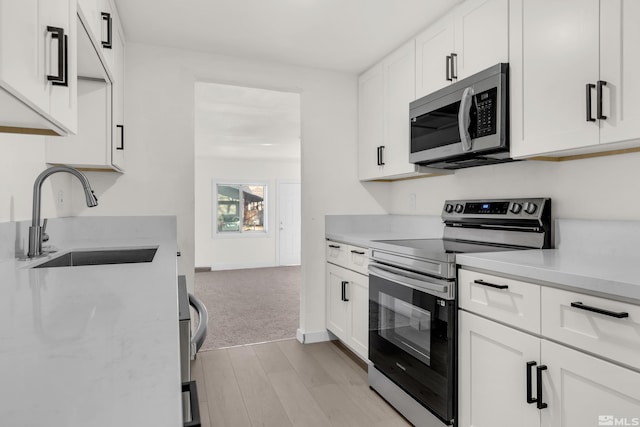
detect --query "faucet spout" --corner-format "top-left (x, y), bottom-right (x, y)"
top-left (28, 166), bottom-right (98, 258)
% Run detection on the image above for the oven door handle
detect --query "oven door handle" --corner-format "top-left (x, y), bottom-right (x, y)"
top-left (368, 264), bottom-right (449, 295)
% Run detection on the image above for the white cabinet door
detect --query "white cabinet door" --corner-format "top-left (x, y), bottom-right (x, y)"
top-left (510, 0), bottom-right (600, 158)
top-left (0, 0), bottom-right (77, 134)
top-left (42, 0), bottom-right (77, 134)
top-left (346, 272), bottom-right (368, 361)
top-left (454, 0), bottom-right (509, 80)
top-left (110, 17), bottom-right (125, 170)
top-left (415, 15), bottom-right (455, 98)
top-left (326, 263), bottom-right (349, 342)
top-left (541, 339), bottom-right (640, 427)
top-left (0, 0), bottom-right (48, 113)
top-left (357, 63), bottom-right (384, 181)
top-left (599, 0), bottom-right (640, 145)
top-left (458, 311), bottom-right (540, 427)
top-left (382, 40), bottom-right (416, 178)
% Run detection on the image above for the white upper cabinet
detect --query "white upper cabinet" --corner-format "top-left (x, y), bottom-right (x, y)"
top-left (0, 0), bottom-right (77, 135)
top-left (358, 41), bottom-right (444, 181)
top-left (599, 0), bottom-right (640, 145)
top-left (415, 15), bottom-right (456, 98)
top-left (415, 0), bottom-right (509, 99)
top-left (510, 0), bottom-right (640, 158)
top-left (358, 63), bottom-right (385, 181)
top-left (46, 1), bottom-right (125, 172)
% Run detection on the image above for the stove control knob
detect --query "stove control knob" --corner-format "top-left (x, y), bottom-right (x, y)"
top-left (455, 204), bottom-right (464, 213)
top-left (524, 202), bottom-right (538, 214)
top-left (445, 204), bottom-right (454, 213)
top-left (510, 203), bottom-right (522, 214)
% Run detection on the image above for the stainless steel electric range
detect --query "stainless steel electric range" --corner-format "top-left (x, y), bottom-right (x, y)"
top-left (367, 198), bottom-right (552, 427)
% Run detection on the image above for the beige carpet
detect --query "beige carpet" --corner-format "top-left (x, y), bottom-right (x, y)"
top-left (194, 266), bottom-right (300, 352)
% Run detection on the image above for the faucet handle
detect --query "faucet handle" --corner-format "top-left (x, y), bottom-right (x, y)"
top-left (42, 218), bottom-right (49, 243)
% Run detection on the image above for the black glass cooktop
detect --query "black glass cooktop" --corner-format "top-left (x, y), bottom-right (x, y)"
top-left (370, 238), bottom-right (522, 263)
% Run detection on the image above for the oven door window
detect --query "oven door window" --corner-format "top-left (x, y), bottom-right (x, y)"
top-left (379, 293), bottom-right (432, 367)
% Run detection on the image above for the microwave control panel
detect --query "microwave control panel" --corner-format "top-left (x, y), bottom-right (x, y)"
top-left (474, 87), bottom-right (497, 138)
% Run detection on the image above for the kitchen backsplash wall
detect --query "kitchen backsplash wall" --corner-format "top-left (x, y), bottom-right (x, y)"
top-left (0, 133), bottom-right (73, 223)
top-left (388, 151), bottom-right (640, 220)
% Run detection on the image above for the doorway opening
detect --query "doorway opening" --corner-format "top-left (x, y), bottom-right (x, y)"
top-left (193, 82), bottom-right (301, 351)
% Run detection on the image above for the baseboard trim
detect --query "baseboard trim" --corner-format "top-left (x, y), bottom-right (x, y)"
top-left (296, 329), bottom-right (331, 344)
top-left (194, 267), bottom-right (211, 273)
top-left (211, 262), bottom-right (278, 271)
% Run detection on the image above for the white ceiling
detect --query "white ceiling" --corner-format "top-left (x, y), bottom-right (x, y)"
top-left (195, 83), bottom-right (301, 160)
top-left (113, 0), bottom-right (462, 73)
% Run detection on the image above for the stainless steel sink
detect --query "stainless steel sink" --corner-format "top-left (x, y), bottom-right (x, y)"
top-left (32, 247), bottom-right (158, 268)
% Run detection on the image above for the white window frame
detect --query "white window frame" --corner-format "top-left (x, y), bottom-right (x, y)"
top-left (212, 180), bottom-right (269, 238)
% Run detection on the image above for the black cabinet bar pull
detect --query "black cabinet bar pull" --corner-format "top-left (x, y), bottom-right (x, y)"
top-left (586, 83), bottom-right (596, 122)
top-left (473, 279), bottom-right (509, 290)
top-left (46, 26), bottom-right (67, 86)
top-left (102, 12), bottom-right (113, 48)
top-left (597, 80), bottom-right (607, 120)
top-left (450, 53), bottom-right (458, 79)
top-left (328, 244), bottom-right (341, 249)
top-left (116, 125), bottom-right (124, 150)
top-left (182, 381), bottom-right (201, 427)
top-left (570, 301), bottom-right (629, 318)
top-left (536, 365), bottom-right (548, 410)
top-left (379, 145), bottom-right (385, 165)
top-left (526, 361), bottom-right (537, 404)
top-left (446, 55), bottom-right (452, 81)
top-left (341, 281), bottom-right (349, 302)
top-left (350, 250), bottom-right (365, 255)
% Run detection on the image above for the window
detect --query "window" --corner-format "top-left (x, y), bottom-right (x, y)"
top-left (215, 183), bottom-right (267, 234)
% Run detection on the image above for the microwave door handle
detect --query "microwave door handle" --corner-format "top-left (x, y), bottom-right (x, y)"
top-left (459, 87), bottom-right (475, 152)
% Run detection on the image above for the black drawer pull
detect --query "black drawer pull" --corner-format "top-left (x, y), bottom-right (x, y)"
top-left (341, 281), bottom-right (349, 302)
top-left (102, 12), bottom-right (113, 48)
top-left (536, 365), bottom-right (548, 410)
top-left (182, 381), bottom-right (201, 427)
top-left (350, 250), bottom-right (365, 255)
top-left (526, 361), bottom-right (537, 404)
top-left (116, 124), bottom-right (124, 150)
top-left (46, 26), bottom-right (68, 87)
top-left (570, 302), bottom-right (629, 319)
top-left (474, 279), bottom-right (508, 290)
top-left (328, 244), bottom-right (341, 249)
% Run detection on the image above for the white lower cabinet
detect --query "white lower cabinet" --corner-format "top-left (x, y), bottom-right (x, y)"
top-left (325, 242), bottom-right (369, 361)
top-left (459, 311), bottom-right (540, 427)
top-left (458, 267), bottom-right (640, 427)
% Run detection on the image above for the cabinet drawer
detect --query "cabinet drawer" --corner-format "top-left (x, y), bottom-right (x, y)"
top-left (542, 287), bottom-right (640, 370)
top-left (458, 269), bottom-right (541, 333)
top-left (325, 241), bottom-right (369, 275)
top-left (326, 241), bottom-right (348, 267)
top-left (346, 245), bottom-right (369, 276)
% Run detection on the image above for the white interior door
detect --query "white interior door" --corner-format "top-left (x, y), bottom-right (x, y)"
top-left (278, 181), bottom-right (301, 266)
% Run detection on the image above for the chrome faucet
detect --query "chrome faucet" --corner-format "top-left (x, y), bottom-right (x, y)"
top-left (28, 166), bottom-right (98, 258)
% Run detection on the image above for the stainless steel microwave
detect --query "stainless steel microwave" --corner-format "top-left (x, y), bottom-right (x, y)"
top-left (409, 63), bottom-right (510, 169)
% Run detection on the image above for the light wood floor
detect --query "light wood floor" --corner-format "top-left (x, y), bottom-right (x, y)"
top-left (191, 339), bottom-right (411, 427)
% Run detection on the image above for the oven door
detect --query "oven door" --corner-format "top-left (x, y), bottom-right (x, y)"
top-left (369, 264), bottom-right (456, 425)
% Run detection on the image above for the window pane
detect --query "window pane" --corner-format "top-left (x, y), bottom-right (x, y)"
top-left (242, 185), bottom-right (265, 232)
top-left (217, 185), bottom-right (240, 232)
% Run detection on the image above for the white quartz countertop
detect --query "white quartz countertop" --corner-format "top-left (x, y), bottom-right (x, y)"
top-left (457, 248), bottom-right (640, 303)
top-left (0, 216), bottom-right (182, 427)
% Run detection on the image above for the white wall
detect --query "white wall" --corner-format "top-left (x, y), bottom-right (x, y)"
top-left (387, 152), bottom-right (640, 219)
top-left (70, 42), bottom-right (388, 338)
top-left (194, 156), bottom-right (300, 269)
top-left (0, 133), bottom-right (73, 225)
